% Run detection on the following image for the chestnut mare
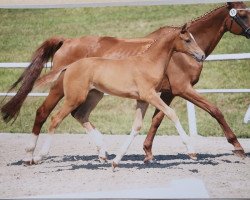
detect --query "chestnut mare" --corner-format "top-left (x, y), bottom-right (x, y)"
top-left (34, 25), bottom-right (204, 168)
top-left (1, 2), bottom-right (249, 164)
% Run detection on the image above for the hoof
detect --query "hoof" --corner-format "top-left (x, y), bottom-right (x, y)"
top-left (98, 149), bottom-right (108, 162)
top-left (23, 159), bottom-right (35, 166)
top-left (233, 149), bottom-right (246, 159)
top-left (112, 161), bottom-right (118, 171)
top-left (99, 156), bottom-right (108, 164)
top-left (32, 155), bottom-right (42, 164)
top-left (23, 157), bottom-right (36, 165)
top-left (188, 153), bottom-right (198, 160)
top-left (144, 156), bottom-right (155, 164)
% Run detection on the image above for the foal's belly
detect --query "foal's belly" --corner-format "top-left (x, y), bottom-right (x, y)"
top-left (92, 83), bottom-right (140, 100)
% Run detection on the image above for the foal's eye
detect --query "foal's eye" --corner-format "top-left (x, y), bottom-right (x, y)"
top-left (186, 39), bottom-right (191, 43)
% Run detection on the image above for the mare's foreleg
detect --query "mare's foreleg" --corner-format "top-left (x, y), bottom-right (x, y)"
top-left (71, 89), bottom-right (108, 162)
top-left (146, 92), bottom-right (196, 158)
top-left (181, 86), bottom-right (245, 158)
top-left (143, 92), bottom-right (174, 163)
top-left (23, 77), bottom-right (64, 164)
top-left (112, 100), bottom-right (149, 169)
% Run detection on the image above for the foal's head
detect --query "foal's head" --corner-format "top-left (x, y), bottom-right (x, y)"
top-left (174, 24), bottom-right (205, 62)
top-left (225, 2), bottom-right (250, 39)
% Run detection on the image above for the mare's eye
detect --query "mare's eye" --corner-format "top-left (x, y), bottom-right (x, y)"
top-left (241, 15), bottom-right (248, 22)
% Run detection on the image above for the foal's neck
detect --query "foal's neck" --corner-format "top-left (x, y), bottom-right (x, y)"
top-left (146, 30), bottom-right (178, 67)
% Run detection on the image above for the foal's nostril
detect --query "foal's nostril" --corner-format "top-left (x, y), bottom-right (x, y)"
top-left (201, 54), bottom-right (205, 61)
top-left (194, 52), bottom-right (205, 62)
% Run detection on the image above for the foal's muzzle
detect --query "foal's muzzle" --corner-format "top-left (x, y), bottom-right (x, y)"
top-left (193, 52), bottom-right (205, 62)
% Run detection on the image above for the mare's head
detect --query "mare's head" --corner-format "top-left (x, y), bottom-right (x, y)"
top-left (226, 2), bottom-right (250, 38)
top-left (174, 24), bottom-right (205, 62)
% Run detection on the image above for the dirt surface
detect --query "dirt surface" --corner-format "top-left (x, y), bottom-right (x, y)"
top-left (0, 133), bottom-right (249, 198)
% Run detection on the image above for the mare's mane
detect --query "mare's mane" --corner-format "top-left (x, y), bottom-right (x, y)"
top-left (148, 4), bottom-right (227, 36)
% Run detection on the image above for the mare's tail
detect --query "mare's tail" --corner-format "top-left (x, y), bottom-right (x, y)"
top-left (1, 37), bottom-right (65, 123)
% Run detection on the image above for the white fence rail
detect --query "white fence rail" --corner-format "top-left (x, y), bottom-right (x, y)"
top-left (1, 0), bottom-right (248, 9)
top-left (0, 53), bottom-right (249, 134)
top-left (0, 53), bottom-right (250, 68)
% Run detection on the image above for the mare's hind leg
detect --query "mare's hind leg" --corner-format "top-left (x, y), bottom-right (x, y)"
top-left (71, 89), bottom-right (108, 162)
top-left (23, 76), bottom-right (64, 165)
top-left (112, 100), bottom-right (149, 169)
top-left (33, 92), bottom-right (88, 164)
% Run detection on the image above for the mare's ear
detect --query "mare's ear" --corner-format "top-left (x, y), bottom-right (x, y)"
top-left (181, 23), bottom-right (188, 34)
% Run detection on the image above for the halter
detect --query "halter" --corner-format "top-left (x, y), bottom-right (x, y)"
top-left (228, 8), bottom-right (250, 39)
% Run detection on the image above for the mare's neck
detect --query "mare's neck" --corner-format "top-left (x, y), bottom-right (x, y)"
top-left (147, 5), bottom-right (229, 57)
top-left (189, 5), bottom-right (229, 56)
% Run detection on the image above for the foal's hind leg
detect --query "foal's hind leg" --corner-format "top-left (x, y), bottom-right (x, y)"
top-left (33, 94), bottom-right (87, 164)
top-left (112, 100), bottom-right (149, 169)
top-left (23, 76), bottom-right (64, 165)
top-left (71, 90), bottom-right (108, 162)
top-left (146, 92), bottom-right (196, 157)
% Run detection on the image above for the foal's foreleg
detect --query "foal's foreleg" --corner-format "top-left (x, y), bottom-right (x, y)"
top-left (112, 100), bottom-right (149, 169)
top-left (71, 90), bottom-right (108, 162)
top-left (143, 92), bottom-right (174, 163)
top-left (181, 87), bottom-right (245, 158)
top-left (146, 92), bottom-right (196, 157)
top-left (23, 78), bottom-right (64, 164)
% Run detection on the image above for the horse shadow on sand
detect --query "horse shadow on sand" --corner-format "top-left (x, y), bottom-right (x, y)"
top-left (8, 152), bottom-right (249, 172)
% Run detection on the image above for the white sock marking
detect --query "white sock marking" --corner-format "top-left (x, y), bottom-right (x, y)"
top-left (175, 120), bottom-right (195, 153)
top-left (113, 129), bottom-right (139, 164)
top-left (23, 133), bottom-right (38, 162)
top-left (88, 129), bottom-right (107, 158)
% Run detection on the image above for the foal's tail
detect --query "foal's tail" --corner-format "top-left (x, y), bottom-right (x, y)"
top-left (34, 66), bottom-right (68, 89)
top-left (1, 37), bottom-right (65, 123)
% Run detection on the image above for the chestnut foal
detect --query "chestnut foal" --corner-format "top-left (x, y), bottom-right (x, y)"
top-left (2, 3), bottom-right (248, 164)
top-left (34, 25), bottom-right (205, 167)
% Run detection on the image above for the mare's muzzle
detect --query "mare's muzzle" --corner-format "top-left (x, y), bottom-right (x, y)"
top-left (244, 28), bottom-right (250, 39)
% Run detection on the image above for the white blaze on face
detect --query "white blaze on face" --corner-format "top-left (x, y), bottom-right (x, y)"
top-left (189, 32), bottom-right (197, 45)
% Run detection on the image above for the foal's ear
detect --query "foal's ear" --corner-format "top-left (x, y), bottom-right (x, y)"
top-left (181, 23), bottom-right (188, 34)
